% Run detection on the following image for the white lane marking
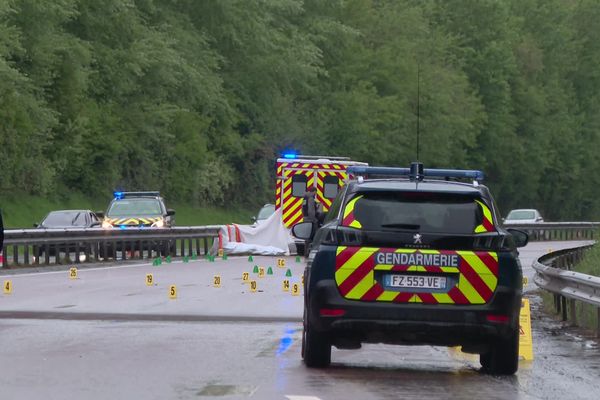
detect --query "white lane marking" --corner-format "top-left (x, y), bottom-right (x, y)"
top-left (286, 396), bottom-right (322, 400)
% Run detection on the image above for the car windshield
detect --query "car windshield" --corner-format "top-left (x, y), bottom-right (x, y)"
top-left (257, 204), bottom-right (275, 220)
top-left (349, 191), bottom-right (483, 234)
top-left (507, 210), bottom-right (536, 220)
top-left (107, 199), bottom-right (162, 217)
top-left (42, 211), bottom-right (87, 227)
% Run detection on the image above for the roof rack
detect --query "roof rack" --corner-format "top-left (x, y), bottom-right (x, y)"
top-left (347, 162), bottom-right (484, 183)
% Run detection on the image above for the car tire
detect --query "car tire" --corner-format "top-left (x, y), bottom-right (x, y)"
top-left (480, 329), bottom-right (519, 375)
top-left (303, 320), bottom-right (331, 368)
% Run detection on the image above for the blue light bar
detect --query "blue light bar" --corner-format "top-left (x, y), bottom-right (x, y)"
top-left (282, 152), bottom-right (298, 159)
top-left (113, 191), bottom-right (124, 199)
top-left (347, 165), bottom-right (484, 182)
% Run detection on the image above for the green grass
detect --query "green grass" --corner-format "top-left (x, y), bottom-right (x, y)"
top-left (1, 194), bottom-right (254, 228)
top-left (571, 239), bottom-right (600, 331)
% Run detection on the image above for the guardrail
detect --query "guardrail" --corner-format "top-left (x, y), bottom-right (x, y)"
top-left (533, 244), bottom-right (600, 336)
top-left (1, 226), bottom-right (221, 268)
top-left (504, 222), bottom-right (599, 241)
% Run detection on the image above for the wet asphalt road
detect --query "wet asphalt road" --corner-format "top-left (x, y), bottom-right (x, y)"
top-left (0, 241), bottom-right (599, 400)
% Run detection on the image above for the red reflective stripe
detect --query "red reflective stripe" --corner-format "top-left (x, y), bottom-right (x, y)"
top-left (459, 260), bottom-right (493, 300)
top-left (360, 283), bottom-right (385, 301)
top-left (486, 314), bottom-right (509, 323)
top-left (338, 256), bottom-right (375, 296)
top-left (335, 246), bottom-right (361, 271)
top-left (319, 308), bottom-right (346, 317)
top-left (482, 218), bottom-right (494, 231)
top-left (234, 224), bottom-right (241, 242)
top-left (393, 292), bottom-right (413, 303)
top-left (417, 293), bottom-right (438, 304)
top-left (479, 252), bottom-right (499, 275)
top-left (447, 286), bottom-right (469, 304)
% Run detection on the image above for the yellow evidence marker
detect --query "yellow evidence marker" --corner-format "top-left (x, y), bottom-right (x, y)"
top-left (259, 267), bottom-right (265, 278)
top-left (522, 276), bottom-right (529, 287)
top-left (146, 274), bottom-right (154, 286)
top-left (519, 298), bottom-right (534, 361)
top-left (69, 267), bottom-right (78, 280)
top-left (250, 280), bottom-right (257, 293)
top-left (277, 258), bottom-right (286, 268)
top-left (3, 280), bottom-right (12, 294)
top-left (217, 248), bottom-right (224, 257)
top-left (169, 285), bottom-right (177, 299)
top-left (291, 283), bottom-right (300, 296)
top-left (242, 272), bottom-right (250, 283)
top-left (213, 275), bottom-right (221, 288)
top-left (282, 279), bottom-right (290, 292)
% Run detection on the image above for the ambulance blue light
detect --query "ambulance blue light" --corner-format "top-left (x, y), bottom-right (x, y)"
top-left (113, 191), bottom-right (124, 199)
top-left (282, 152), bottom-right (298, 159)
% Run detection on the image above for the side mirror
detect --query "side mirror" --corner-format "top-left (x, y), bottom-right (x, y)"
top-left (507, 228), bottom-right (529, 248)
top-left (33, 223), bottom-right (39, 228)
top-left (292, 222), bottom-right (314, 240)
top-left (251, 216), bottom-right (257, 223)
top-left (96, 211), bottom-right (104, 218)
top-left (167, 209), bottom-right (176, 216)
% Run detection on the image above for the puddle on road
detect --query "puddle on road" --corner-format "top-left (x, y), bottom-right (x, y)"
top-left (196, 384), bottom-right (257, 396)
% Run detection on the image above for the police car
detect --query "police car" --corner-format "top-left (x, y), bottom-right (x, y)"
top-left (292, 163), bottom-right (528, 375)
top-left (100, 191), bottom-right (175, 229)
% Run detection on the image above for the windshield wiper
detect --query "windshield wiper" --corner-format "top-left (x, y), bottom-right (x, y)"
top-left (380, 223), bottom-right (421, 230)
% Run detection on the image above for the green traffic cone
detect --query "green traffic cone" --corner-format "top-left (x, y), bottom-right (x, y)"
top-left (267, 267), bottom-right (273, 275)
top-left (253, 265), bottom-right (259, 273)
top-left (248, 255), bottom-right (253, 262)
top-left (183, 256), bottom-right (189, 263)
top-left (285, 269), bottom-right (292, 277)
top-left (223, 254), bottom-right (228, 260)
top-left (192, 253), bottom-right (197, 260)
top-left (166, 255), bottom-right (172, 263)
top-left (296, 256), bottom-right (301, 263)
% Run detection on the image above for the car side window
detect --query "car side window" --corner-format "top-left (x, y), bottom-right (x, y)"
top-left (324, 187), bottom-right (346, 223)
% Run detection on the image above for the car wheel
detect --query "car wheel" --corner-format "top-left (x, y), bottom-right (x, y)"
top-left (303, 320), bottom-right (331, 368)
top-left (480, 329), bottom-right (519, 375)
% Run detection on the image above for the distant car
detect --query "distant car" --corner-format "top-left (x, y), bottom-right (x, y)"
top-left (0, 209), bottom-right (4, 265)
top-left (503, 209), bottom-right (544, 224)
top-left (34, 210), bottom-right (101, 259)
top-left (251, 204), bottom-right (275, 226)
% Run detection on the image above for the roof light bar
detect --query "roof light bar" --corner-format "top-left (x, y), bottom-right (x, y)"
top-left (113, 191), bottom-right (160, 199)
top-left (347, 163), bottom-right (484, 182)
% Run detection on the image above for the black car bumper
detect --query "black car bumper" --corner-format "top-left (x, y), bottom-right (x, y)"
top-left (307, 280), bottom-right (521, 350)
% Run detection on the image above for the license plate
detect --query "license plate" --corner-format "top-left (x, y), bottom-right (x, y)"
top-left (385, 274), bottom-right (447, 289)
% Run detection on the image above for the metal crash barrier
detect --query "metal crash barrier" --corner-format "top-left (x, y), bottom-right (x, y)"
top-left (533, 244), bottom-right (600, 336)
top-left (505, 222), bottom-right (599, 241)
top-left (1, 226), bottom-right (221, 267)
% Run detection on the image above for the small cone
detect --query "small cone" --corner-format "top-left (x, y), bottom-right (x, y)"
top-left (223, 254), bottom-right (228, 260)
top-left (267, 267), bottom-right (273, 275)
top-left (253, 265), bottom-right (259, 273)
top-left (295, 256), bottom-right (301, 263)
top-left (248, 255), bottom-right (253, 262)
top-left (183, 256), bottom-right (189, 263)
top-left (285, 269), bottom-right (292, 277)
top-left (166, 256), bottom-right (172, 263)
top-left (154, 258), bottom-right (162, 266)
top-left (192, 253), bottom-right (197, 260)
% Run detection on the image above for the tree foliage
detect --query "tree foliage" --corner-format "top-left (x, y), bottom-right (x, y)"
top-left (1, 0), bottom-right (599, 219)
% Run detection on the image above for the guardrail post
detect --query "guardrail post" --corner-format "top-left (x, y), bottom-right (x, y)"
top-left (561, 296), bottom-right (568, 321)
top-left (569, 299), bottom-right (577, 325)
top-left (554, 294), bottom-right (560, 314)
top-left (597, 308), bottom-right (600, 338)
top-left (203, 238), bottom-right (209, 255)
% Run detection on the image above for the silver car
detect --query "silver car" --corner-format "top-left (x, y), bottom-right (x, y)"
top-left (503, 209), bottom-right (544, 224)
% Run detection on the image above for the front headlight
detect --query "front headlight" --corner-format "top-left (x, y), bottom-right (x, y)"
top-left (151, 219), bottom-right (165, 228)
top-left (102, 221), bottom-right (113, 229)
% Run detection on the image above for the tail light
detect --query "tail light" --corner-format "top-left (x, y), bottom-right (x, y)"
top-left (486, 314), bottom-right (509, 323)
top-left (320, 308), bottom-right (346, 317)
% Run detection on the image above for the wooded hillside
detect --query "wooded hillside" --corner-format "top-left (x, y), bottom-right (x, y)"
top-left (1, 0), bottom-right (599, 219)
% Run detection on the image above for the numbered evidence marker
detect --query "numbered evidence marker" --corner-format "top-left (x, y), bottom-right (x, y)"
top-left (258, 267), bottom-right (265, 278)
top-left (242, 272), bottom-right (250, 283)
top-left (519, 298), bottom-right (534, 361)
top-left (291, 283), bottom-right (300, 296)
top-left (277, 258), bottom-right (286, 268)
top-left (3, 280), bottom-right (12, 294)
top-left (69, 267), bottom-right (78, 280)
top-left (217, 248), bottom-right (224, 257)
top-left (282, 279), bottom-right (290, 292)
top-left (213, 275), bottom-right (221, 288)
top-left (146, 273), bottom-right (154, 286)
top-left (169, 285), bottom-right (177, 299)
top-left (249, 280), bottom-right (257, 293)
top-left (522, 276), bottom-right (529, 287)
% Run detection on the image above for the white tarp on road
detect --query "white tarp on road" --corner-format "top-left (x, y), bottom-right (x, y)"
top-left (210, 208), bottom-right (296, 256)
